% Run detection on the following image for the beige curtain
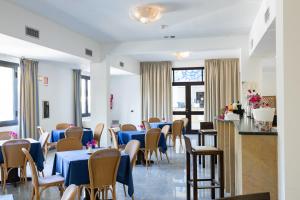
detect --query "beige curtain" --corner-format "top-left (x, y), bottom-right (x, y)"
top-left (141, 61), bottom-right (172, 121)
top-left (205, 59), bottom-right (240, 121)
top-left (20, 59), bottom-right (39, 139)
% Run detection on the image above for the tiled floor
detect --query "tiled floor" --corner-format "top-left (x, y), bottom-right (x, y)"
top-left (3, 135), bottom-right (223, 200)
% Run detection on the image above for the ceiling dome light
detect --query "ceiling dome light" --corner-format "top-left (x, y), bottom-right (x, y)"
top-left (130, 5), bottom-right (162, 24)
top-left (175, 51), bottom-right (190, 60)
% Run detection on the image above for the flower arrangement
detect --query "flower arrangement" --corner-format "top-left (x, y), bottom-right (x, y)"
top-left (87, 139), bottom-right (97, 149)
top-left (9, 131), bottom-right (17, 139)
top-left (247, 89), bottom-right (261, 109)
top-left (138, 124), bottom-right (145, 130)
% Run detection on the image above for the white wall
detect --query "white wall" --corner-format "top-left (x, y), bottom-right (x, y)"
top-left (173, 60), bottom-right (204, 68)
top-left (107, 55), bottom-right (140, 75)
top-left (38, 61), bottom-right (74, 132)
top-left (0, 0), bottom-right (101, 62)
top-left (110, 75), bottom-right (141, 126)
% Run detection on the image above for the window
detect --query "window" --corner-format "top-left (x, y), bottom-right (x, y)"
top-left (0, 61), bottom-right (18, 127)
top-left (173, 67), bottom-right (204, 83)
top-left (81, 75), bottom-right (91, 117)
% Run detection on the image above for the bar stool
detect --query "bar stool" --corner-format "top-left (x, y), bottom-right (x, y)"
top-left (199, 122), bottom-right (218, 168)
top-left (184, 136), bottom-right (224, 200)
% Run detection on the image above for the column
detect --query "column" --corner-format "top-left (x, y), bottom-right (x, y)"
top-left (90, 60), bottom-right (110, 147)
top-left (276, 0), bottom-right (300, 199)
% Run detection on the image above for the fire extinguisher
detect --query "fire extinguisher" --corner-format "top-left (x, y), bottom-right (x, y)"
top-left (110, 94), bottom-right (113, 110)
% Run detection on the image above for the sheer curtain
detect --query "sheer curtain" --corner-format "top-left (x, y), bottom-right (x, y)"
top-left (141, 61), bottom-right (172, 121)
top-left (73, 69), bottom-right (82, 127)
top-left (20, 59), bottom-right (39, 139)
top-left (204, 59), bottom-right (240, 121)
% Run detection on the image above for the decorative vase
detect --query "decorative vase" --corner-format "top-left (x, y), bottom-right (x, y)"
top-left (246, 104), bottom-right (252, 118)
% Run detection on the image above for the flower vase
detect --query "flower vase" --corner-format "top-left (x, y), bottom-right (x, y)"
top-left (246, 104), bottom-right (252, 118)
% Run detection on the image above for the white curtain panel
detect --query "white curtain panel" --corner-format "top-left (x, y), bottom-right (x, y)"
top-left (141, 61), bottom-right (172, 121)
top-left (20, 59), bottom-right (39, 139)
top-left (204, 59), bottom-right (240, 121)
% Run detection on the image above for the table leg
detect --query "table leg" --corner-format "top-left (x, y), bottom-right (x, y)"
top-left (198, 133), bottom-right (201, 164)
top-left (211, 155), bottom-right (215, 199)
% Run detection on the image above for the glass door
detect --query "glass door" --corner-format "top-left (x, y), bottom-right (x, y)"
top-left (172, 67), bottom-right (205, 134)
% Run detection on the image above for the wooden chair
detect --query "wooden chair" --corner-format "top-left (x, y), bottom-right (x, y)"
top-left (0, 132), bottom-right (10, 140)
top-left (123, 140), bottom-right (140, 199)
top-left (148, 117), bottom-right (160, 123)
top-left (22, 148), bottom-right (65, 200)
top-left (171, 120), bottom-right (184, 150)
top-left (140, 128), bottom-right (161, 168)
top-left (56, 138), bottom-right (83, 152)
top-left (93, 123), bottom-right (104, 147)
top-left (37, 126), bottom-right (56, 154)
top-left (182, 118), bottom-right (189, 134)
top-left (121, 124), bottom-right (137, 131)
top-left (159, 125), bottom-right (170, 163)
top-left (86, 149), bottom-right (121, 200)
top-left (56, 123), bottom-right (70, 130)
top-left (38, 131), bottom-right (50, 159)
top-left (61, 184), bottom-right (78, 200)
top-left (217, 192), bottom-right (270, 200)
top-left (1, 139), bottom-right (31, 191)
top-left (142, 120), bottom-right (151, 131)
top-left (108, 128), bottom-right (119, 149)
top-left (184, 136), bottom-right (224, 200)
top-left (108, 128), bottom-right (126, 150)
top-left (199, 122), bottom-right (218, 168)
top-left (65, 127), bottom-right (83, 143)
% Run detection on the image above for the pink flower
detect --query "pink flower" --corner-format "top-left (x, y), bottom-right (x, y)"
top-left (9, 131), bottom-right (17, 139)
top-left (138, 124), bottom-right (145, 130)
top-left (87, 139), bottom-right (97, 147)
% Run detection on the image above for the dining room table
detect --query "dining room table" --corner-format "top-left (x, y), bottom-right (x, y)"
top-left (0, 138), bottom-right (45, 184)
top-left (117, 130), bottom-right (168, 153)
top-left (149, 121), bottom-right (173, 129)
top-left (50, 128), bottom-right (93, 146)
top-left (52, 148), bottom-right (134, 198)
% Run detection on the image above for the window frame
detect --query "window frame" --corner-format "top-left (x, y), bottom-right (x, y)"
top-left (0, 60), bottom-right (19, 127)
top-left (81, 75), bottom-right (91, 117)
top-left (172, 67), bottom-right (205, 85)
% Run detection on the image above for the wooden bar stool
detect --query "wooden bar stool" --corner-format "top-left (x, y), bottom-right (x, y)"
top-left (199, 122), bottom-right (218, 167)
top-left (184, 136), bottom-right (224, 200)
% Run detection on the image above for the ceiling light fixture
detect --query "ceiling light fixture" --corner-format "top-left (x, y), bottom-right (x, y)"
top-left (130, 5), bottom-right (162, 24)
top-left (175, 51), bottom-right (190, 60)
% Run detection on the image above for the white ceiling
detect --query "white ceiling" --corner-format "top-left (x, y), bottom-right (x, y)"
top-left (8, 0), bottom-right (262, 43)
top-left (110, 67), bottom-right (134, 76)
top-left (0, 33), bottom-right (90, 69)
top-left (131, 49), bottom-right (241, 61)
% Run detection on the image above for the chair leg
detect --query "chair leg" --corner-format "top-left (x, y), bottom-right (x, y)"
top-left (193, 155), bottom-right (198, 200)
top-left (31, 188), bottom-right (35, 200)
top-left (179, 135), bottom-right (183, 150)
top-left (131, 194), bottom-right (135, 200)
top-left (154, 150), bottom-right (159, 165)
top-left (2, 169), bottom-right (7, 191)
top-left (202, 134), bottom-right (205, 168)
top-left (145, 151), bottom-right (148, 169)
top-left (112, 185), bottom-right (117, 200)
top-left (165, 152), bottom-right (170, 163)
top-left (105, 188), bottom-right (108, 200)
top-left (123, 184), bottom-right (127, 197)
top-left (91, 188), bottom-right (95, 200)
top-left (159, 150), bottom-right (162, 160)
top-left (211, 155), bottom-right (215, 199)
top-left (77, 186), bottom-right (82, 200)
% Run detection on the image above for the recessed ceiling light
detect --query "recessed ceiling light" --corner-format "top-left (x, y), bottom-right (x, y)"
top-left (130, 5), bottom-right (162, 24)
top-left (174, 51), bottom-right (190, 60)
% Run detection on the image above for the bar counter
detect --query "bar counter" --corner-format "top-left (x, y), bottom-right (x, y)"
top-left (215, 117), bottom-right (278, 200)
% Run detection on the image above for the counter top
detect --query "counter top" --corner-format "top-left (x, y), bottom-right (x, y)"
top-left (215, 117), bottom-right (277, 135)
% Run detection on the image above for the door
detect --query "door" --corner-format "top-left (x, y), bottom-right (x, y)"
top-left (172, 67), bottom-right (205, 134)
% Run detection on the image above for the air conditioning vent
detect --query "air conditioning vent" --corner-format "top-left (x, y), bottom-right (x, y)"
top-left (85, 49), bottom-right (93, 57)
top-left (264, 7), bottom-right (270, 24)
top-left (25, 26), bottom-right (39, 39)
top-left (120, 62), bottom-right (124, 67)
top-left (251, 39), bottom-right (254, 49)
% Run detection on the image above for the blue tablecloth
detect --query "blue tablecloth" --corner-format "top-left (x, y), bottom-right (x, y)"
top-left (117, 130), bottom-right (168, 153)
top-left (149, 122), bottom-right (173, 129)
top-left (51, 129), bottom-right (93, 145)
top-left (150, 122), bottom-right (187, 134)
top-left (0, 138), bottom-right (44, 171)
top-left (52, 149), bottom-right (134, 197)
